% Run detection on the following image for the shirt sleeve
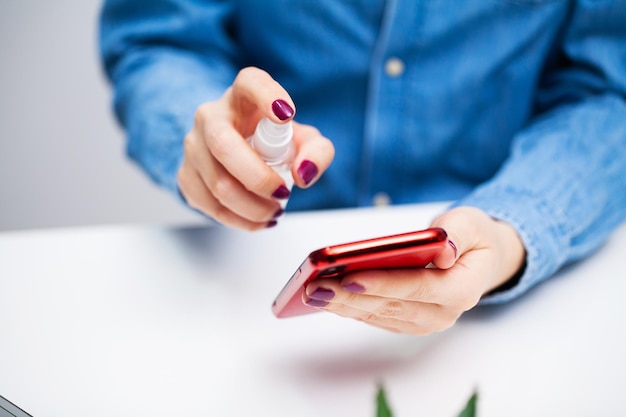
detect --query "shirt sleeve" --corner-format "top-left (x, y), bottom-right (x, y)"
top-left (457, 1), bottom-right (626, 304)
top-left (99, 0), bottom-right (239, 195)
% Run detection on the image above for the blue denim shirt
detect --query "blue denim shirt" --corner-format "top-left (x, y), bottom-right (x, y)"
top-left (100, 0), bottom-right (626, 303)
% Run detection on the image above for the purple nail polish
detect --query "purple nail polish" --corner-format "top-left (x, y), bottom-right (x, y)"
top-left (342, 283), bottom-right (365, 293)
top-left (308, 287), bottom-right (335, 301)
top-left (272, 185), bottom-right (291, 199)
top-left (297, 160), bottom-right (318, 185)
top-left (306, 298), bottom-right (329, 308)
top-left (449, 240), bottom-right (458, 258)
top-left (272, 208), bottom-right (285, 219)
top-left (272, 99), bottom-right (294, 121)
top-left (266, 220), bottom-right (278, 228)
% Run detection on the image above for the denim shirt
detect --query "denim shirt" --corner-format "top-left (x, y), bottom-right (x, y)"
top-left (100, 0), bottom-right (626, 303)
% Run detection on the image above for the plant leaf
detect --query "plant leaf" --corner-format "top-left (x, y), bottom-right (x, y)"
top-left (376, 384), bottom-right (394, 417)
top-left (456, 391), bottom-right (478, 417)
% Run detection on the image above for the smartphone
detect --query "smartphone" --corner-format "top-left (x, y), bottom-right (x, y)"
top-left (272, 227), bottom-right (448, 318)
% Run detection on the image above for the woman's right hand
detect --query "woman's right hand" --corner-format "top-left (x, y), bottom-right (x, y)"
top-left (177, 67), bottom-right (335, 231)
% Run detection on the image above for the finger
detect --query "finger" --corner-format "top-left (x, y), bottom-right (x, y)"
top-left (429, 207), bottom-right (485, 269)
top-left (202, 158), bottom-right (285, 223)
top-left (183, 124), bottom-right (283, 222)
top-left (327, 303), bottom-right (428, 335)
top-left (178, 163), bottom-right (270, 231)
top-left (187, 133), bottom-right (283, 222)
top-left (195, 105), bottom-right (290, 201)
top-left (343, 303), bottom-right (458, 335)
top-left (304, 290), bottom-right (451, 336)
top-left (291, 122), bottom-right (335, 188)
top-left (337, 268), bottom-right (481, 311)
top-left (231, 67), bottom-right (296, 124)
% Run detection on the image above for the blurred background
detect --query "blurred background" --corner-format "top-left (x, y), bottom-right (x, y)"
top-left (0, 0), bottom-right (202, 231)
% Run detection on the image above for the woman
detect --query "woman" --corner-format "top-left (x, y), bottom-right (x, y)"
top-left (99, 1), bottom-right (626, 335)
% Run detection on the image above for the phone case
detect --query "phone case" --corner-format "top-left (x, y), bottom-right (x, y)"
top-left (272, 227), bottom-right (448, 318)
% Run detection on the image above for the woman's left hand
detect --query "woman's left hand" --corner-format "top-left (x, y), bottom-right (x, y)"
top-left (303, 206), bottom-right (526, 335)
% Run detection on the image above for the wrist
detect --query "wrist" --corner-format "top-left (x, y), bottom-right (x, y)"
top-left (489, 219), bottom-right (527, 292)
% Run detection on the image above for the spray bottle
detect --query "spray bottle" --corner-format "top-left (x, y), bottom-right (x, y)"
top-left (248, 117), bottom-right (295, 208)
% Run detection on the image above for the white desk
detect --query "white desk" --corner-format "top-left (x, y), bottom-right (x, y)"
top-left (1, 203), bottom-right (625, 417)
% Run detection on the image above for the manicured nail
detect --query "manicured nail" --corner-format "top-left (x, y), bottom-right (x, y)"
top-left (306, 298), bottom-right (329, 308)
top-left (272, 208), bottom-right (285, 219)
top-left (449, 240), bottom-right (458, 258)
top-left (297, 160), bottom-right (318, 185)
top-left (272, 99), bottom-right (294, 121)
top-left (342, 283), bottom-right (365, 293)
top-left (308, 287), bottom-right (335, 301)
top-left (266, 220), bottom-right (278, 228)
top-left (272, 185), bottom-right (291, 199)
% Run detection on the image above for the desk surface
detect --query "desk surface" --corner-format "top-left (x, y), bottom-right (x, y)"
top-left (1, 203), bottom-right (625, 417)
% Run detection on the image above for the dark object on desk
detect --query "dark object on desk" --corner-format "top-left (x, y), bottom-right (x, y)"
top-left (0, 396), bottom-right (32, 417)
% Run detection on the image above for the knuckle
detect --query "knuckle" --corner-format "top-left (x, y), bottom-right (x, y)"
top-left (209, 204), bottom-right (230, 224)
top-left (235, 66), bottom-right (262, 85)
top-left (193, 102), bottom-right (211, 127)
top-left (378, 300), bottom-right (403, 318)
top-left (182, 191), bottom-right (202, 211)
top-left (186, 198), bottom-right (202, 212)
top-left (207, 125), bottom-right (233, 157)
top-left (177, 179), bottom-right (192, 204)
top-left (249, 171), bottom-right (276, 194)
top-left (176, 170), bottom-right (198, 208)
top-left (407, 282), bottom-right (433, 302)
top-left (176, 164), bottom-right (188, 185)
top-left (358, 311), bottom-right (381, 324)
top-left (182, 133), bottom-right (196, 156)
top-left (209, 177), bottom-right (235, 202)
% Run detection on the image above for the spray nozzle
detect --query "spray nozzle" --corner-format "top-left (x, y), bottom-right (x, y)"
top-left (250, 117), bottom-right (293, 163)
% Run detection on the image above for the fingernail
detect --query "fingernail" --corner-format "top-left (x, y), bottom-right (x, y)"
top-left (272, 99), bottom-right (294, 121)
top-left (449, 240), bottom-right (458, 258)
top-left (308, 287), bottom-right (335, 301)
top-left (272, 208), bottom-right (285, 219)
top-left (297, 160), bottom-right (318, 185)
top-left (272, 185), bottom-right (291, 199)
top-left (342, 283), bottom-right (365, 293)
top-left (266, 220), bottom-right (278, 228)
top-left (306, 298), bottom-right (329, 308)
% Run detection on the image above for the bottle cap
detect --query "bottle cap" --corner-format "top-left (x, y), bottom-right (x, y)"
top-left (251, 117), bottom-right (293, 162)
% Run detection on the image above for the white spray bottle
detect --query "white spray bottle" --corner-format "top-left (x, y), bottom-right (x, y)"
top-left (248, 117), bottom-right (295, 208)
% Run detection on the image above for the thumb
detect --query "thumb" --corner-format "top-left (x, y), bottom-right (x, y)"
top-left (428, 207), bottom-right (484, 270)
top-left (432, 237), bottom-right (458, 270)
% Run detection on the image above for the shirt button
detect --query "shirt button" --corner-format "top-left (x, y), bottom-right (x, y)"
top-left (373, 192), bottom-right (391, 207)
top-left (384, 57), bottom-right (405, 77)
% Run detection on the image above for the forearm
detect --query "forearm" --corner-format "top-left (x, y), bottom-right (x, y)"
top-left (109, 49), bottom-right (235, 194)
top-left (99, 0), bottom-right (238, 195)
top-left (459, 94), bottom-right (626, 303)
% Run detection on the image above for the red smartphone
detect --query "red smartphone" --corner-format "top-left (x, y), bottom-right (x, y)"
top-left (272, 227), bottom-right (448, 318)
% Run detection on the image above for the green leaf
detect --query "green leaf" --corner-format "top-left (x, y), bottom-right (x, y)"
top-left (376, 384), bottom-right (394, 417)
top-left (456, 391), bottom-right (478, 417)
